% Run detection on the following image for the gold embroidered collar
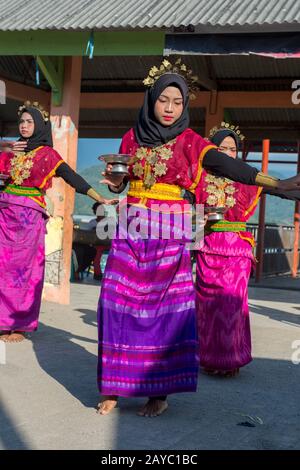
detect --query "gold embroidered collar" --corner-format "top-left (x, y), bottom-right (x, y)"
top-left (205, 174), bottom-right (236, 208)
top-left (10, 146), bottom-right (42, 185)
top-left (132, 139), bottom-right (176, 189)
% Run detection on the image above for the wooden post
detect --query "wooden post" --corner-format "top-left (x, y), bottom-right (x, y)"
top-left (255, 139), bottom-right (270, 283)
top-left (241, 141), bottom-right (249, 161)
top-left (291, 141), bottom-right (300, 277)
top-left (205, 90), bottom-right (223, 137)
top-left (43, 56), bottom-right (82, 304)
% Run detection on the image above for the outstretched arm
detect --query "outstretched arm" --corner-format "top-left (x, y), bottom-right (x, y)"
top-left (56, 162), bottom-right (117, 204)
top-left (56, 162), bottom-right (92, 194)
top-left (203, 149), bottom-right (258, 184)
top-left (202, 148), bottom-right (300, 191)
top-left (203, 148), bottom-right (281, 187)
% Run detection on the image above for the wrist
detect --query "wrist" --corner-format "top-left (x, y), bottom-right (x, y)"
top-left (87, 187), bottom-right (104, 202)
top-left (255, 172), bottom-right (279, 188)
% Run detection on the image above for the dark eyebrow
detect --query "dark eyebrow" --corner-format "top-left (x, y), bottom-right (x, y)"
top-left (160, 94), bottom-right (183, 100)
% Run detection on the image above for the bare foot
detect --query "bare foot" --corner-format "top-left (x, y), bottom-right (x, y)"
top-left (0, 331), bottom-right (11, 342)
top-left (5, 331), bottom-right (26, 343)
top-left (203, 368), bottom-right (240, 378)
top-left (96, 395), bottom-right (118, 415)
top-left (203, 368), bottom-right (220, 376)
top-left (137, 399), bottom-right (168, 417)
top-left (221, 368), bottom-right (240, 378)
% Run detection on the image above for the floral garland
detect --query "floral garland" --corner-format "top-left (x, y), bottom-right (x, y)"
top-left (205, 174), bottom-right (236, 208)
top-left (132, 139), bottom-right (176, 189)
top-left (10, 147), bottom-right (40, 185)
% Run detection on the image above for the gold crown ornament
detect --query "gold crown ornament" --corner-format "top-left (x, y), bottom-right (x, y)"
top-left (18, 100), bottom-right (50, 122)
top-left (209, 122), bottom-right (245, 141)
top-left (143, 58), bottom-right (199, 100)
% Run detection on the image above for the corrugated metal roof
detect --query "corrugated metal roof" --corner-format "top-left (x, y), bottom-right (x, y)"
top-left (81, 55), bottom-right (300, 81)
top-left (0, 56), bottom-right (50, 89)
top-left (1, 55), bottom-right (298, 93)
top-left (82, 55), bottom-right (300, 92)
top-left (229, 107), bottom-right (300, 124)
top-left (2, 55), bottom-right (298, 84)
top-left (0, 0), bottom-right (299, 32)
top-left (210, 55), bottom-right (300, 79)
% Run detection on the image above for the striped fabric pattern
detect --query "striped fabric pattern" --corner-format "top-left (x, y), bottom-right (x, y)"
top-left (97, 208), bottom-right (199, 397)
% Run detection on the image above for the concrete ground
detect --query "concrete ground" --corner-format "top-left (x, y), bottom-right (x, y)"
top-left (249, 274), bottom-right (300, 291)
top-left (1, 279), bottom-right (300, 450)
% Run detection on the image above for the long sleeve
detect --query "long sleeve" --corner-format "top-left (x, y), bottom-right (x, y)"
top-left (263, 188), bottom-right (300, 201)
top-left (56, 162), bottom-right (91, 195)
top-left (203, 148), bottom-right (259, 185)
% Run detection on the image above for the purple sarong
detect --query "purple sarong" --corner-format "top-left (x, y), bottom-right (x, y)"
top-left (0, 193), bottom-right (47, 331)
top-left (196, 232), bottom-right (253, 371)
top-left (97, 206), bottom-right (199, 397)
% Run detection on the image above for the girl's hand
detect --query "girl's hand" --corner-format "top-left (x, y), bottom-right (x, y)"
top-left (102, 198), bottom-right (119, 205)
top-left (12, 141), bottom-right (28, 152)
top-left (0, 140), bottom-right (27, 152)
top-left (100, 164), bottom-right (127, 187)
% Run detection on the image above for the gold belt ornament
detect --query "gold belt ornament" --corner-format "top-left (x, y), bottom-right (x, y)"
top-left (128, 180), bottom-right (183, 202)
top-left (3, 184), bottom-right (43, 198)
top-left (206, 220), bottom-right (246, 232)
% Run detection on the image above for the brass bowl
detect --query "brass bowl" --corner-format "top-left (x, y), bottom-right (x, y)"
top-left (99, 154), bottom-right (131, 176)
top-left (204, 206), bottom-right (227, 221)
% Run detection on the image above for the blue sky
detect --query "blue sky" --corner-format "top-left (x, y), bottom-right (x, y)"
top-left (246, 152), bottom-right (297, 178)
top-left (77, 138), bottom-right (121, 171)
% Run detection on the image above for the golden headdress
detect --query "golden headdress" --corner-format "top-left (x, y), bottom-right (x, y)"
top-left (209, 121), bottom-right (245, 141)
top-left (18, 100), bottom-right (50, 122)
top-left (143, 58), bottom-right (199, 99)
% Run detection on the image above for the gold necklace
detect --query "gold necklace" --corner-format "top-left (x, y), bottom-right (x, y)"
top-left (10, 146), bottom-right (42, 185)
top-left (132, 139), bottom-right (176, 189)
top-left (205, 174), bottom-right (236, 208)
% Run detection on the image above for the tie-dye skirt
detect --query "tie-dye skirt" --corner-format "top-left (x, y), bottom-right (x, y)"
top-left (196, 231), bottom-right (254, 371)
top-left (0, 193), bottom-right (47, 332)
top-left (97, 206), bottom-right (199, 397)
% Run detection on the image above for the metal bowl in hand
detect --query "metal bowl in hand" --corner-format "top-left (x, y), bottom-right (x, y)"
top-left (204, 206), bottom-right (227, 221)
top-left (99, 154), bottom-right (131, 176)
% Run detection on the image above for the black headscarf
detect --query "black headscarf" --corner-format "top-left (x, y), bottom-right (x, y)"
top-left (210, 129), bottom-right (240, 150)
top-left (19, 107), bottom-right (53, 152)
top-left (135, 73), bottom-right (190, 148)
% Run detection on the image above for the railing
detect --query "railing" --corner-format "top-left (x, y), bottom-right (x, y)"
top-left (247, 223), bottom-right (299, 275)
top-left (71, 221), bottom-right (299, 275)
